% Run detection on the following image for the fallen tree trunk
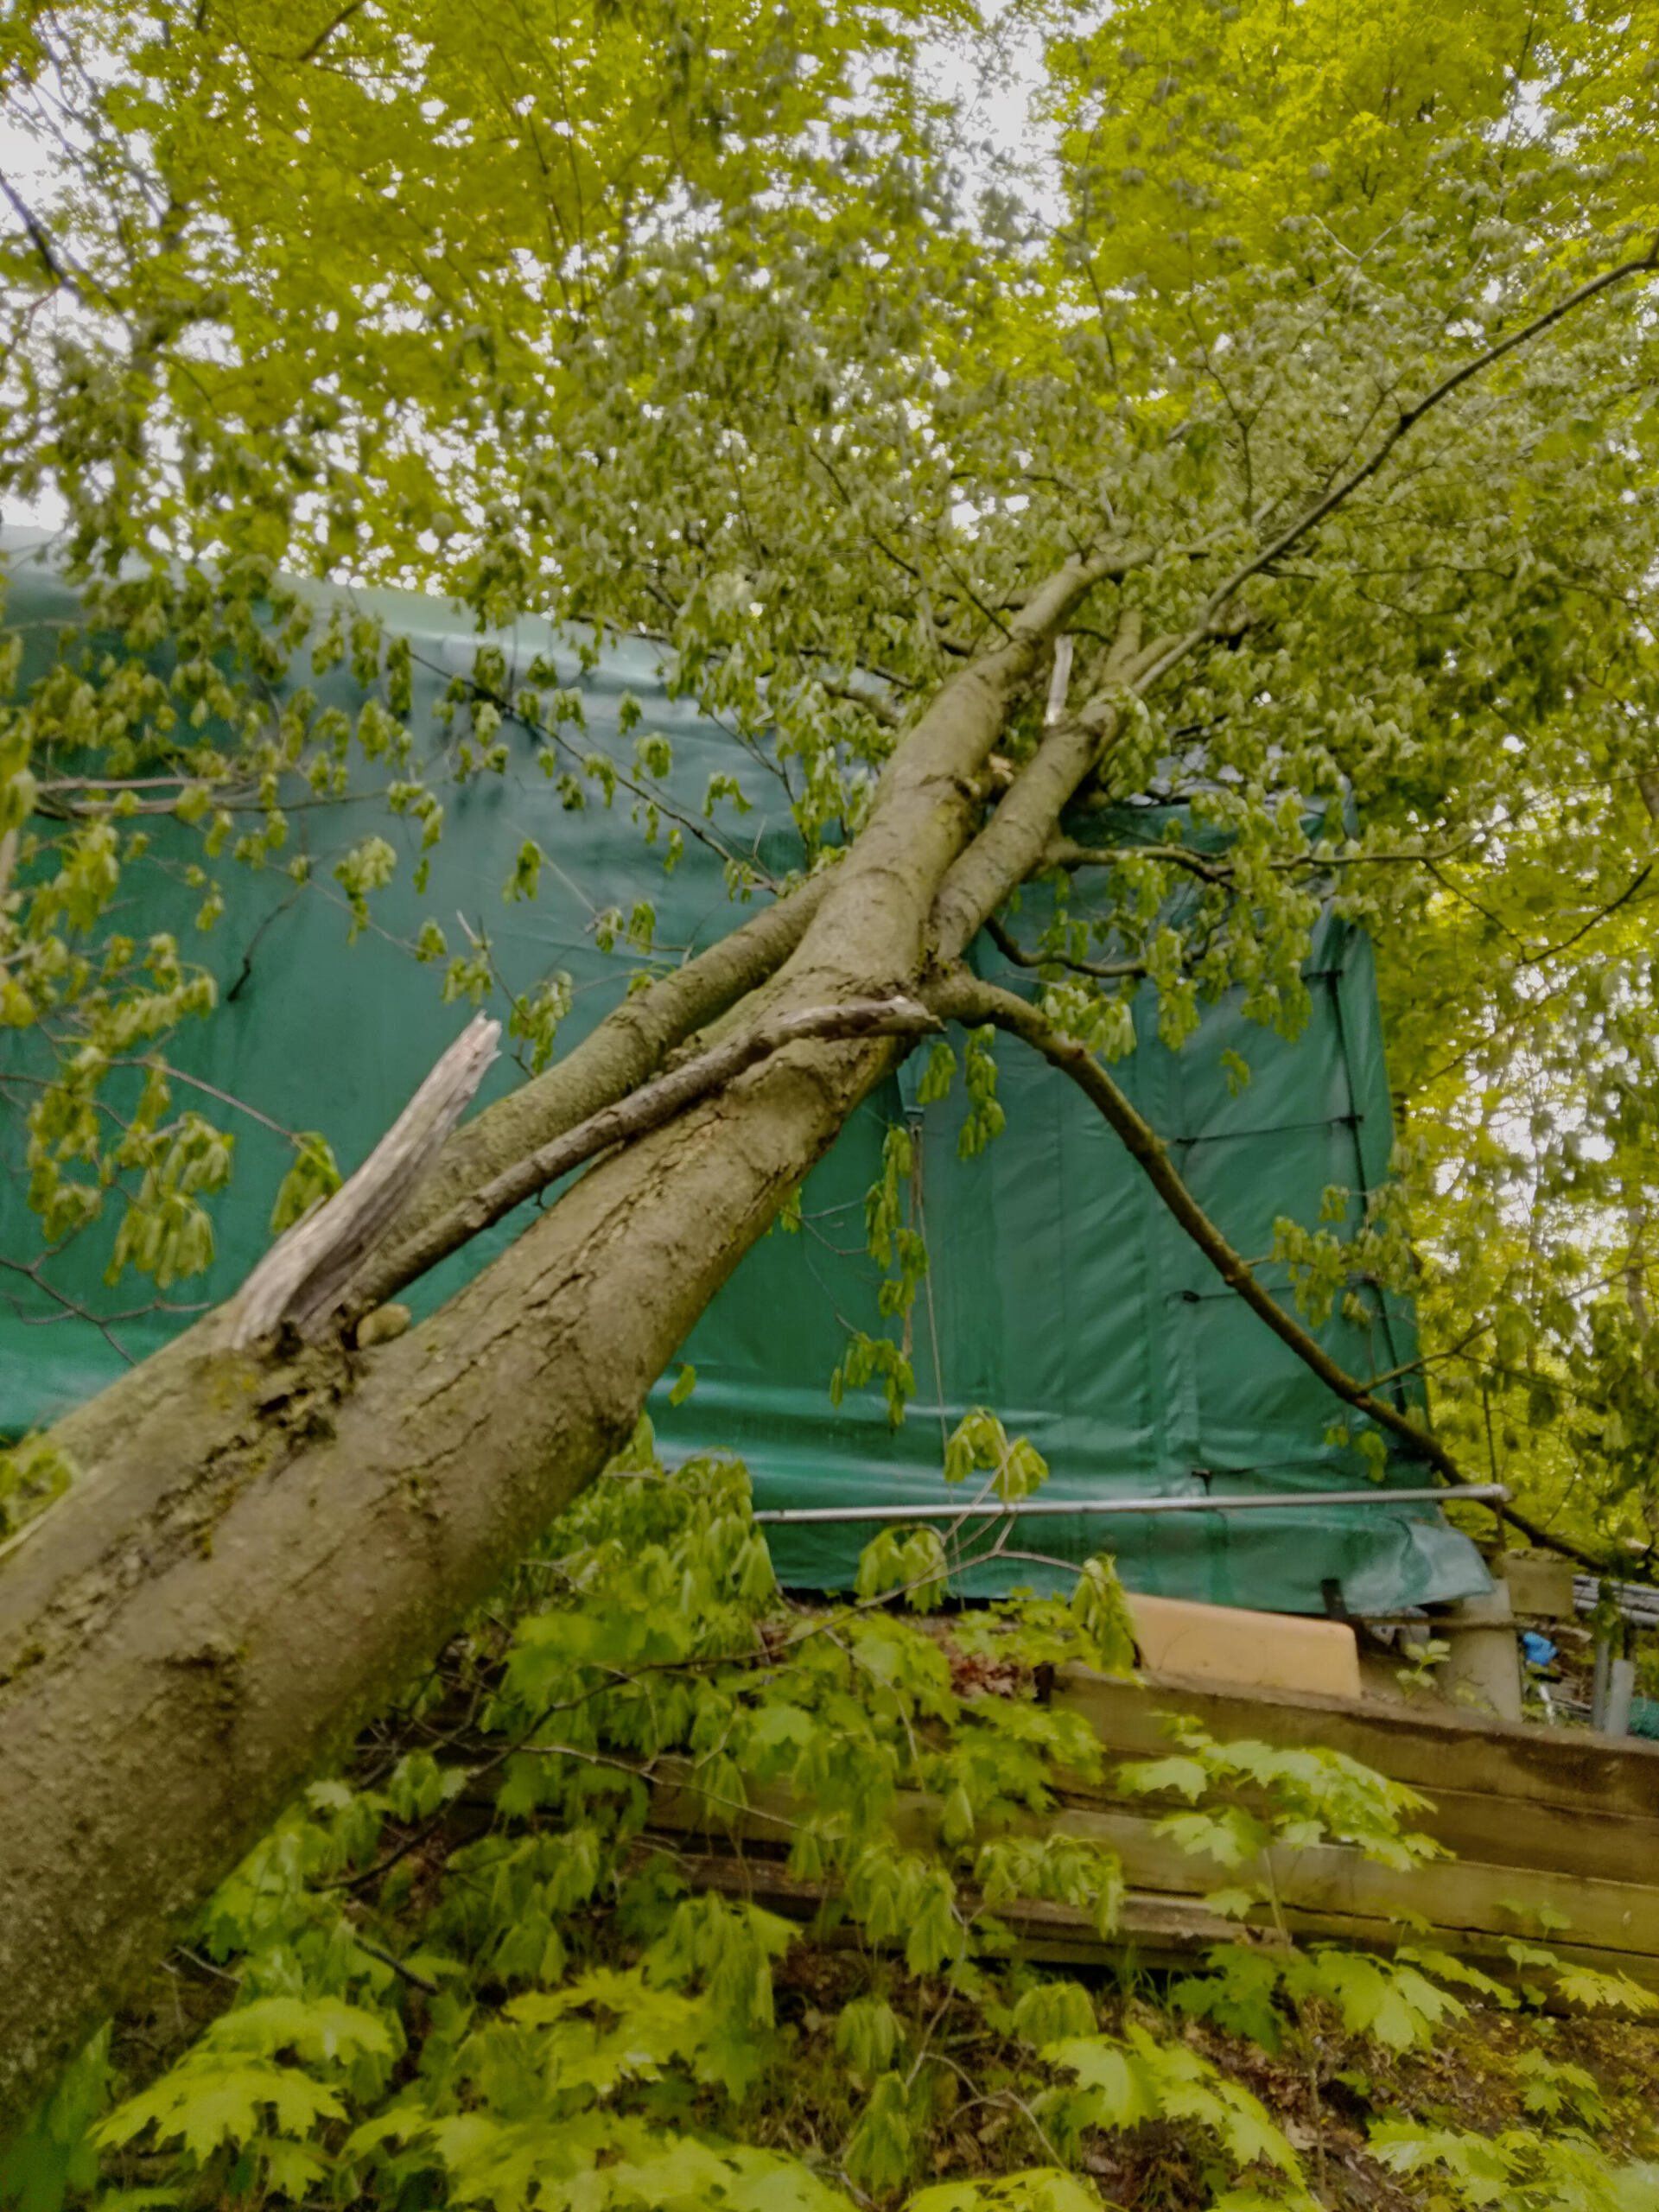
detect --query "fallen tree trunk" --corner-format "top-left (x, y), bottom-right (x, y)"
top-left (0, 562), bottom-right (1103, 2120)
top-left (0, 1020), bottom-right (901, 2121)
top-left (7, 220), bottom-right (1637, 2103)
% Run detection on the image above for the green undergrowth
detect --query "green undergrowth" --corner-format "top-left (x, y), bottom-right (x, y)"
top-left (8, 1419), bottom-right (1659, 2212)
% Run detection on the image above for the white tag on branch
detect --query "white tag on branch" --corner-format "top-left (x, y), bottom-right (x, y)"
top-left (1044, 634), bottom-right (1075, 727)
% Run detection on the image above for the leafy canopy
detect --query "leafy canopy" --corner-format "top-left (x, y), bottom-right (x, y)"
top-left (3, 0), bottom-right (1659, 1540)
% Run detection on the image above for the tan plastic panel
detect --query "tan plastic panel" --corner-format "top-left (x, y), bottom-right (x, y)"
top-left (1127, 1592), bottom-right (1363, 1701)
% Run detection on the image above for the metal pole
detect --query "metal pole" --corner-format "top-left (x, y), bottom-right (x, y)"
top-left (1575, 1574), bottom-right (1659, 1630)
top-left (752, 1482), bottom-right (1510, 1527)
top-left (1605, 1656), bottom-right (1637, 1740)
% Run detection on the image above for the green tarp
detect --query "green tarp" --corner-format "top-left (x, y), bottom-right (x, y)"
top-left (0, 533), bottom-right (1490, 1615)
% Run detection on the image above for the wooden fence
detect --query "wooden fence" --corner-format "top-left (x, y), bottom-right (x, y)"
top-left (648, 1666), bottom-right (1659, 1988)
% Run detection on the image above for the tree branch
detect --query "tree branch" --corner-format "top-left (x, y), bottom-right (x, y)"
top-left (341, 995), bottom-right (940, 1326)
top-left (1041, 833), bottom-right (1493, 885)
top-left (295, 0), bottom-right (367, 63)
top-left (381, 869), bottom-right (834, 1265)
top-left (793, 549), bottom-right (1128, 985)
top-left (1042, 836), bottom-right (1236, 887)
top-left (983, 913), bottom-right (1144, 984)
top-left (925, 969), bottom-right (1611, 1572)
top-left (1134, 235), bottom-right (1659, 697)
top-left (0, 173), bottom-right (78, 294)
top-left (929, 614), bottom-right (1160, 961)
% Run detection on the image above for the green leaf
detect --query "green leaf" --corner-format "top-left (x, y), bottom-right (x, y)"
top-left (100, 2062), bottom-right (345, 2163)
top-left (906, 2174), bottom-right (1105, 2209)
top-left (1553, 1961), bottom-right (1659, 2015)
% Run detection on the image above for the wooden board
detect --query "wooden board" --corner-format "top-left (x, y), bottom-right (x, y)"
top-left (672, 1850), bottom-right (1252, 1969)
top-left (647, 1662), bottom-right (1659, 1992)
top-left (1063, 1745), bottom-right (1658, 1890)
top-left (1040, 1800), bottom-right (1659, 1962)
top-left (1052, 1666), bottom-right (1659, 1821)
top-left (648, 1749), bottom-right (1659, 1987)
top-left (658, 1834), bottom-right (1659, 1994)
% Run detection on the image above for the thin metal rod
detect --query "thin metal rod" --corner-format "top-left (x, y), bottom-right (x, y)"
top-left (753, 1482), bottom-right (1510, 1527)
top-left (1574, 1573), bottom-right (1659, 1626)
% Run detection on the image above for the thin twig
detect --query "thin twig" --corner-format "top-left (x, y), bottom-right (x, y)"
top-left (346, 1932), bottom-right (439, 1995)
top-left (984, 912), bottom-right (1144, 984)
top-left (0, 172), bottom-right (78, 292)
top-left (295, 0), bottom-right (366, 63)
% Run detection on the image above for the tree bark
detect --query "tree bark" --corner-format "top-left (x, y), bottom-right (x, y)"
top-left (0, 1029), bottom-right (893, 2121)
top-left (0, 563), bottom-right (1103, 2120)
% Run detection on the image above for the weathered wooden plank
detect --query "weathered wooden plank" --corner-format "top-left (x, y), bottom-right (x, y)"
top-left (1040, 1800), bottom-right (1659, 1963)
top-left (648, 1768), bottom-right (1659, 1975)
top-left (660, 1839), bottom-right (1659, 1994)
top-left (644, 1653), bottom-right (1659, 1993)
top-left (1065, 1744), bottom-right (1657, 1890)
top-left (1319, 1783), bottom-right (1651, 1889)
top-left (1052, 1666), bottom-right (1659, 1834)
top-left (670, 1849), bottom-right (1251, 1968)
